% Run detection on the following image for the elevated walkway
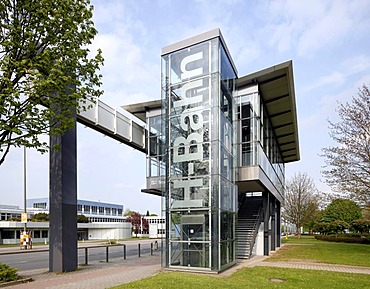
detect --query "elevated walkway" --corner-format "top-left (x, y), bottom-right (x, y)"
top-left (77, 97), bottom-right (147, 153)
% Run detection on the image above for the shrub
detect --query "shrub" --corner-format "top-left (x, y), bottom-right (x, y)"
top-left (314, 234), bottom-right (370, 244)
top-left (0, 263), bottom-right (18, 283)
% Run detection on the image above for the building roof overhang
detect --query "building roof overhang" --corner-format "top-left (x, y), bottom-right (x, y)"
top-left (237, 60), bottom-right (300, 163)
top-left (122, 99), bottom-right (162, 122)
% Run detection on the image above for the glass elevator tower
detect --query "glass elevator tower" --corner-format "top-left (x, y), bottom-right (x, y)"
top-left (160, 29), bottom-right (238, 272)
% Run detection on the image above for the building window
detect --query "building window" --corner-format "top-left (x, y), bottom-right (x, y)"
top-left (118, 209), bottom-right (122, 215)
top-left (2, 230), bottom-right (15, 239)
top-left (33, 202), bottom-right (47, 209)
top-left (105, 208), bottom-right (111, 215)
top-left (33, 230), bottom-right (41, 238)
top-left (91, 206), bottom-right (97, 214)
top-left (112, 208), bottom-right (117, 215)
top-left (77, 204), bottom-right (82, 212)
top-left (83, 205), bottom-right (90, 213)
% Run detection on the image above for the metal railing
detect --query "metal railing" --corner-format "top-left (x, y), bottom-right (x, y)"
top-left (0, 241), bottom-right (160, 266)
top-left (247, 207), bottom-right (263, 258)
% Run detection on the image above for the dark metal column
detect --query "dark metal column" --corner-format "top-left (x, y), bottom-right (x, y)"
top-left (263, 191), bottom-right (269, 256)
top-left (271, 198), bottom-right (276, 251)
top-left (49, 121), bottom-right (77, 272)
top-left (276, 201), bottom-right (281, 247)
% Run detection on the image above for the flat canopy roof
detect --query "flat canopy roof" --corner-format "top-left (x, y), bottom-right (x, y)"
top-left (122, 99), bottom-right (162, 122)
top-left (237, 60), bottom-right (300, 163)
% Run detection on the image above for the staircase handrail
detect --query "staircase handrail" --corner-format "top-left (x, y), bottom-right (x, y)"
top-left (248, 206), bottom-right (263, 258)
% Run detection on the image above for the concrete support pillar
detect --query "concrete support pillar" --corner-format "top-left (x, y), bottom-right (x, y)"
top-left (271, 198), bottom-right (276, 251)
top-left (263, 191), bottom-right (269, 256)
top-left (49, 121), bottom-right (77, 272)
top-left (276, 201), bottom-right (281, 247)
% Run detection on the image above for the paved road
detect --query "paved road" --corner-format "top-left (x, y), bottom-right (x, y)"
top-left (0, 239), bottom-right (159, 272)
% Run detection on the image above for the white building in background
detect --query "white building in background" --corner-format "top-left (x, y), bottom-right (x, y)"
top-left (0, 199), bottom-right (165, 244)
top-left (145, 216), bottom-right (165, 239)
top-left (0, 198), bottom-right (132, 244)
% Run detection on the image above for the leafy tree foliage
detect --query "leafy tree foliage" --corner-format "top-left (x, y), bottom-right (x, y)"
top-left (0, 0), bottom-right (103, 165)
top-left (351, 219), bottom-right (370, 235)
top-left (321, 84), bottom-right (370, 205)
top-left (313, 222), bottom-right (331, 235)
top-left (282, 172), bottom-right (320, 239)
top-left (124, 209), bottom-right (135, 217)
top-left (77, 214), bottom-right (89, 223)
top-left (321, 198), bottom-right (362, 224)
top-left (31, 212), bottom-right (49, 221)
top-left (329, 220), bottom-right (349, 237)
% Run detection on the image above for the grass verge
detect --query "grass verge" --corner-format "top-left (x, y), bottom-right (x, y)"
top-left (110, 235), bottom-right (370, 289)
top-left (270, 235), bottom-right (370, 267)
top-left (111, 267), bottom-right (370, 289)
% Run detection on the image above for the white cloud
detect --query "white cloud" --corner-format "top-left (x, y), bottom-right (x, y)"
top-left (262, 0), bottom-right (370, 57)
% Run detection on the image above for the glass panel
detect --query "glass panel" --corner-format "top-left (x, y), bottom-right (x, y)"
top-left (169, 41), bottom-right (210, 85)
top-left (169, 211), bottom-right (210, 268)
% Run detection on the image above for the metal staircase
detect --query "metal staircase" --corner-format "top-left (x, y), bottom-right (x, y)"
top-left (236, 196), bottom-right (263, 259)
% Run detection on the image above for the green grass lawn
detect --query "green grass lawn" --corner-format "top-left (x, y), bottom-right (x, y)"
top-left (270, 235), bottom-right (370, 267)
top-left (110, 235), bottom-right (370, 289)
top-left (111, 267), bottom-right (370, 289)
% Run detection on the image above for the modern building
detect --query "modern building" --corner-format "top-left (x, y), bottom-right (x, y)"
top-left (27, 198), bottom-right (125, 223)
top-left (0, 199), bottom-right (131, 244)
top-left (123, 29), bottom-right (299, 273)
top-left (146, 216), bottom-right (166, 239)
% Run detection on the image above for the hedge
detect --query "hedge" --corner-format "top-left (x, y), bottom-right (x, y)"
top-left (315, 234), bottom-right (370, 244)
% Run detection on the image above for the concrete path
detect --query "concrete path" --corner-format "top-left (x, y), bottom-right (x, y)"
top-left (5, 254), bottom-right (161, 289)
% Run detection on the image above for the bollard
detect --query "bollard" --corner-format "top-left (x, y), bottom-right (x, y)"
top-left (150, 242), bottom-right (153, 255)
top-left (138, 243), bottom-right (141, 257)
top-left (123, 244), bottom-right (126, 260)
top-left (106, 246), bottom-right (109, 262)
top-left (85, 247), bottom-right (88, 265)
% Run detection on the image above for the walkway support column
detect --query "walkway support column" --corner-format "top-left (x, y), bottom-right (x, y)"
top-left (49, 119), bottom-right (77, 272)
top-left (276, 201), bottom-right (281, 247)
top-left (271, 198), bottom-right (276, 251)
top-left (263, 191), bottom-right (270, 256)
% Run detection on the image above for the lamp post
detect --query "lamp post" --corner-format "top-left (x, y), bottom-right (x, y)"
top-left (20, 146), bottom-right (28, 249)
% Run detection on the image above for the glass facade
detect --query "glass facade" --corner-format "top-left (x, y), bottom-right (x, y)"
top-left (160, 36), bottom-right (237, 272)
top-left (235, 90), bottom-right (285, 198)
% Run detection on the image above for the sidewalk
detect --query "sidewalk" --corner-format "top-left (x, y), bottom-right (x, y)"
top-left (6, 253), bottom-right (161, 289)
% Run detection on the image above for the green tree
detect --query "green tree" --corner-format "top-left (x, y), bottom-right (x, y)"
top-left (0, 0), bottom-right (103, 165)
top-left (329, 220), bottom-right (349, 237)
top-left (77, 214), bottom-right (89, 223)
top-left (124, 209), bottom-right (135, 217)
top-left (313, 222), bottom-right (331, 235)
top-left (321, 198), bottom-right (362, 224)
top-left (321, 84), bottom-right (370, 205)
top-left (351, 219), bottom-right (370, 235)
top-left (282, 172), bottom-right (320, 239)
top-left (31, 212), bottom-right (49, 221)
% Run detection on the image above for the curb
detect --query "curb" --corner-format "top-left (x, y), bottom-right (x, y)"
top-left (0, 278), bottom-right (32, 288)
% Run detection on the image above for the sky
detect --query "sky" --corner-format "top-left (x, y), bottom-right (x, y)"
top-left (1, 0), bottom-right (370, 215)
